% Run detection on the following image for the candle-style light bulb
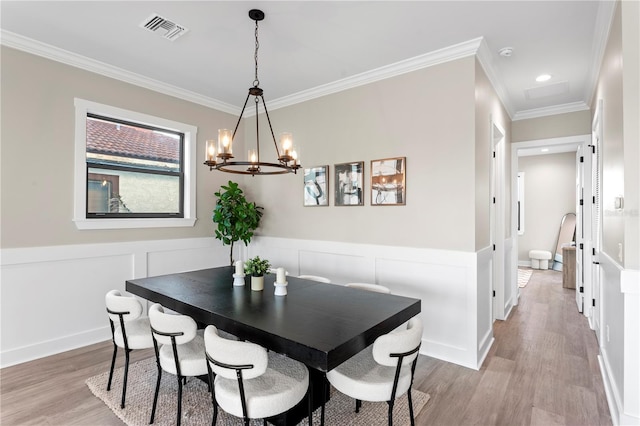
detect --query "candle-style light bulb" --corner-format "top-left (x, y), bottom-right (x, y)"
top-left (205, 140), bottom-right (216, 162)
top-left (218, 129), bottom-right (233, 156)
top-left (280, 132), bottom-right (293, 156)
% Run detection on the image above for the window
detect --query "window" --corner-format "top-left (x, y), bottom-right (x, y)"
top-left (74, 99), bottom-right (197, 229)
top-left (85, 114), bottom-right (184, 217)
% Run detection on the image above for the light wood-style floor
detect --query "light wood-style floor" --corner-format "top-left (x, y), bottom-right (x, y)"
top-left (1, 269), bottom-right (611, 425)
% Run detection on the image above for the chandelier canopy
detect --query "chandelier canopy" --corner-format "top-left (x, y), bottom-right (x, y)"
top-left (204, 9), bottom-right (300, 176)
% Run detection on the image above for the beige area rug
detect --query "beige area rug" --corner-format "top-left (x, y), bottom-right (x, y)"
top-left (518, 268), bottom-right (533, 288)
top-left (86, 357), bottom-right (430, 426)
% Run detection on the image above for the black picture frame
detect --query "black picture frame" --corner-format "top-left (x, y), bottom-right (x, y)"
top-left (334, 161), bottom-right (364, 206)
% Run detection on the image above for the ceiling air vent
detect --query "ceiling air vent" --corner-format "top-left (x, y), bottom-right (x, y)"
top-left (140, 13), bottom-right (188, 41)
top-left (524, 80), bottom-right (570, 100)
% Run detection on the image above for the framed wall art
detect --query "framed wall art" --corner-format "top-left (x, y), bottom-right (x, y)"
top-left (303, 165), bottom-right (329, 206)
top-left (371, 157), bottom-right (406, 205)
top-left (334, 161), bottom-right (364, 206)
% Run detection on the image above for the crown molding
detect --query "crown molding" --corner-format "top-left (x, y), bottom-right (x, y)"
top-left (475, 37), bottom-right (515, 119)
top-left (7, 28), bottom-right (593, 123)
top-left (512, 101), bottom-right (590, 121)
top-left (0, 30), bottom-right (240, 115)
top-left (584, 0), bottom-right (618, 108)
top-left (262, 37), bottom-right (484, 113)
top-left (2, 29), bottom-right (485, 118)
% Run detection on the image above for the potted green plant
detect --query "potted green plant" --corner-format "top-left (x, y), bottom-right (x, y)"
top-left (212, 181), bottom-right (264, 266)
top-left (244, 256), bottom-right (271, 291)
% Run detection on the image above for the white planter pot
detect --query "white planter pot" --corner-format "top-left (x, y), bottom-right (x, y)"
top-left (251, 275), bottom-right (264, 291)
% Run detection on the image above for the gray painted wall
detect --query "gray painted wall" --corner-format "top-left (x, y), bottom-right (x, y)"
top-left (0, 46), bottom-right (233, 248)
top-left (511, 110), bottom-right (591, 143)
top-left (241, 56), bottom-right (509, 253)
top-left (1, 46), bottom-right (509, 255)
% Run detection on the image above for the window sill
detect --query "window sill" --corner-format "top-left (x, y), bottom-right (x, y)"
top-left (73, 217), bottom-right (196, 230)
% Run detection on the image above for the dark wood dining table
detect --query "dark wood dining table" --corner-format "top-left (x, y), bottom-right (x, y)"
top-left (126, 266), bottom-right (421, 424)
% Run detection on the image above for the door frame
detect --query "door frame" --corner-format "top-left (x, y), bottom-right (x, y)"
top-left (510, 134), bottom-right (592, 311)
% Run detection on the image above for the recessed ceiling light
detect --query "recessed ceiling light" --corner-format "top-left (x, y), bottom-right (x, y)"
top-left (536, 74), bottom-right (552, 82)
top-left (541, 148), bottom-right (549, 152)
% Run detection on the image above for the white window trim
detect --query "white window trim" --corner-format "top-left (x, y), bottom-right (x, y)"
top-left (74, 98), bottom-right (197, 229)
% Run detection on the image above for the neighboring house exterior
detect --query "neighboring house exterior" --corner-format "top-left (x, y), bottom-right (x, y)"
top-left (86, 117), bottom-right (182, 214)
top-left (0, 1), bottom-right (637, 424)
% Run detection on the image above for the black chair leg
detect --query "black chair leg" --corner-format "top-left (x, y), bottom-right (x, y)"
top-left (407, 390), bottom-right (415, 426)
top-left (107, 344), bottom-right (117, 391)
top-left (121, 349), bottom-right (131, 408)
top-left (320, 374), bottom-right (326, 426)
top-left (355, 399), bottom-right (362, 413)
top-left (176, 375), bottom-right (183, 426)
top-left (308, 380), bottom-right (313, 426)
top-left (387, 400), bottom-right (394, 426)
top-left (150, 367), bottom-right (162, 424)
top-left (207, 370), bottom-right (218, 426)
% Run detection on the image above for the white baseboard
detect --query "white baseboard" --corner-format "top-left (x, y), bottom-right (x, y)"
top-left (1, 327), bottom-right (110, 368)
top-left (600, 353), bottom-right (623, 425)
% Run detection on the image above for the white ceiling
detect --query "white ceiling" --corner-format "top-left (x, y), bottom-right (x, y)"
top-left (0, 1), bottom-right (615, 120)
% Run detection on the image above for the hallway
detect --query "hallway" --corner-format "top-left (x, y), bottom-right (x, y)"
top-left (414, 268), bottom-right (611, 425)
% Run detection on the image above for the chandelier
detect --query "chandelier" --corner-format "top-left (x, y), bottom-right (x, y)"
top-left (204, 9), bottom-right (300, 176)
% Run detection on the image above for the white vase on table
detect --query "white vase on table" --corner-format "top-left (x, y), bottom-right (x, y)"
top-left (251, 275), bottom-right (264, 291)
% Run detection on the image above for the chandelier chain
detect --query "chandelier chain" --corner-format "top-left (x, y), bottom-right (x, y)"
top-left (253, 19), bottom-right (260, 87)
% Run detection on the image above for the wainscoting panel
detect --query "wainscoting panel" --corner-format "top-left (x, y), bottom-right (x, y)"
top-left (0, 237), bottom-right (223, 368)
top-left (476, 245), bottom-right (494, 365)
top-left (2, 236), bottom-right (495, 370)
top-left (250, 236), bottom-right (493, 369)
top-left (300, 250), bottom-right (373, 284)
top-left (376, 258), bottom-right (469, 350)
top-left (1, 253), bottom-right (133, 365)
top-left (147, 244), bottom-right (229, 277)
top-left (598, 252), bottom-right (640, 426)
top-left (503, 236), bottom-right (515, 317)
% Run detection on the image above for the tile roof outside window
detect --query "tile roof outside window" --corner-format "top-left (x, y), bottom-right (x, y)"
top-left (87, 118), bottom-right (180, 164)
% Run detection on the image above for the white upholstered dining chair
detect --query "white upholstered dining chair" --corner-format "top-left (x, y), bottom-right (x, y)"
top-left (105, 289), bottom-right (154, 409)
top-left (204, 325), bottom-right (311, 426)
top-left (345, 282), bottom-right (391, 293)
top-left (326, 317), bottom-right (423, 426)
top-left (148, 303), bottom-right (208, 426)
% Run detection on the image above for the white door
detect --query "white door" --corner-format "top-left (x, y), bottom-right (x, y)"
top-left (591, 101), bottom-right (603, 341)
top-left (575, 146), bottom-right (585, 313)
